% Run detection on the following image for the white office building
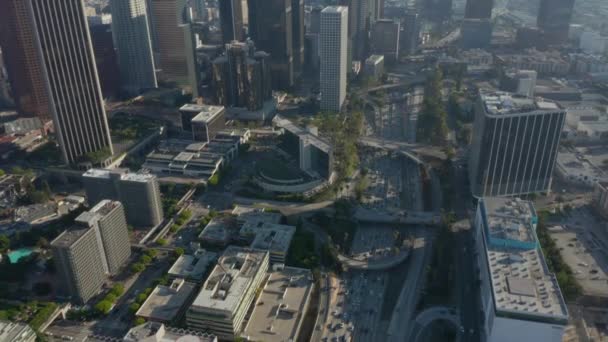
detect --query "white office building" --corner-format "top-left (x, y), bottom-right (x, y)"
top-left (186, 247), bottom-right (269, 340)
top-left (320, 6), bottom-right (348, 112)
top-left (474, 197), bottom-right (568, 342)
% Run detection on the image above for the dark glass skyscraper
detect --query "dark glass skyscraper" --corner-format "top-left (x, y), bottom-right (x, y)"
top-left (537, 0), bottom-right (575, 45)
top-left (249, 0), bottom-right (294, 89)
top-left (464, 0), bottom-right (493, 19)
top-left (218, 0), bottom-right (244, 44)
top-left (292, 0), bottom-right (305, 78)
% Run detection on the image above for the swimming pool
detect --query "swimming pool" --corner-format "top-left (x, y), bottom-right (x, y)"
top-left (7, 248), bottom-right (34, 263)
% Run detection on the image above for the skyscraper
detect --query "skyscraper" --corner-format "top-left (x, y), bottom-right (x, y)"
top-left (249, 0), bottom-right (294, 89)
top-left (401, 12), bottom-right (420, 55)
top-left (28, 0), bottom-right (113, 164)
top-left (464, 0), bottom-right (493, 19)
top-left (292, 0), bottom-right (305, 78)
top-left (211, 40), bottom-right (272, 111)
top-left (425, 0), bottom-right (452, 22)
top-left (537, 0), bottom-right (575, 45)
top-left (110, 0), bottom-right (158, 95)
top-left (320, 6), bottom-right (348, 112)
top-left (469, 91), bottom-right (566, 197)
top-left (149, 0), bottom-right (199, 97)
top-left (218, 0), bottom-right (244, 44)
top-left (339, 0), bottom-right (369, 60)
top-left (0, 0), bottom-right (51, 121)
top-left (371, 19), bottom-right (400, 63)
top-left (89, 24), bottom-right (121, 98)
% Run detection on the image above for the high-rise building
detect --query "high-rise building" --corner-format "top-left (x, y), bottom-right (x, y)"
top-left (320, 6), bottom-right (348, 112)
top-left (0, 320), bottom-right (37, 342)
top-left (110, 0), bottom-right (158, 95)
top-left (186, 246), bottom-right (269, 340)
top-left (474, 197), bottom-right (568, 342)
top-left (27, 0), bottom-right (114, 164)
top-left (52, 200), bottom-right (131, 304)
top-left (0, 49), bottom-right (14, 109)
top-left (425, 0), bottom-right (452, 21)
top-left (401, 12), bottom-right (420, 55)
top-left (149, 0), bottom-right (200, 97)
top-left (51, 224), bottom-right (107, 304)
top-left (76, 200), bottom-right (131, 275)
top-left (292, 0), bottom-right (305, 78)
top-left (192, 0), bottom-right (207, 21)
top-left (339, 0), bottom-right (369, 61)
top-left (469, 91), bottom-right (566, 197)
top-left (464, 0), bottom-right (493, 19)
top-left (249, 0), bottom-right (294, 90)
top-left (305, 6), bottom-right (322, 71)
top-left (537, 0), bottom-right (575, 45)
top-left (83, 169), bottom-right (164, 227)
top-left (461, 18), bottom-right (492, 49)
top-left (0, 0), bottom-right (51, 121)
top-left (89, 24), bottom-right (121, 98)
top-left (212, 40), bottom-right (272, 111)
top-left (178, 104), bottom-right (226, 142)
top-left (218, 0), bottom-right (244, 44)
top-left (371, 19), bottom-right (400, 63)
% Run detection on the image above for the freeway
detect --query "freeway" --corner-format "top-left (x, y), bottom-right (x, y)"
top-left (359, 136), bottom-right (447, 162)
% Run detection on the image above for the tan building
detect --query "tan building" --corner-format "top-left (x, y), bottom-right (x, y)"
top-left (149, 0), bottom-right (199, 97)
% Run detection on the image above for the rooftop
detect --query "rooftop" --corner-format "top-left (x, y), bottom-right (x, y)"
top-left (481, 91), bottom-right (562, 116)
top-left (273, 115), bottom-right (331, 153)
top-left (479, 198), bottom-right (569, 322)
top-left (242, 267), bottom-right (313, 342)
top-left (366, 54), bottom-right (385, 64)
top-left (136, 279), bottom-right (196, 323)
top-left (322, 5), bottom-right (348, 13)
top-left (190, 246), bottom-right (268, 314)
top-left (75, 200), bottom-right (120, 226)
top-left (168, 249), bottom-right (218, 281)
top-left (0, 320), bottom-right (36, 342)
top-left (191, 105), bottom-right (225, 124)
top-left (248, 224), bottom-right (296, 257)
top-left (198, 217), bottom-right (235, 244)
top-left (232, 206), bottom-right (283, 225)
top-left (82, 168), bottom-right (155, 183)
top-left (51, 226), bottom-right (91, 248)
top-left (123, 322), bottom-right (217, 342)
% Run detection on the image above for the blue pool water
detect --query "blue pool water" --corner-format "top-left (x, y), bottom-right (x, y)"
top-left (7, 248), bottom-right (34, 264)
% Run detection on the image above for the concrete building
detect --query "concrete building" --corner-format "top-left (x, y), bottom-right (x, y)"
top-left (124, 322), bottom-right (217, 342)
top-left (320, 6), bottom-right (348, 112)
top-left (469, 92), bottom-right (566, 197)
top-left (474, 197), bottom-right (568, 342)
top-left (76, 200), bottom-right (131, 275)
top-left (136, 278), bottom-right (197, 324)
top-left (51, 224), bottom-right (107, 304)
top-left (364, 55), bottom-right (385, 80)
top-left (218, 0), bottom-right (245, 44)
top-left (0, 0), bottom-right (51, 121)
top-left (537, 0), bottom-right (575, 45)
top-left (0, 320), bottom-right (36, 342)
top-left (579, 31), bottom-right (608, 55)
top-left (239, 220), bottom-right (295, 265)
top-left (371, 19), bottom-right (400, 63)
top-left (242, 266), bottom-right (314, 342)
top-left (500, 69), bottom-right (537, 98)
top-left (110, 0), bottom-right (158, 95)
top-left (339, 0), bottom-right (370, 61)
top-left (273, 115), bottom-right (334, 179)
top-left (178, 104), bottom-right (227, 142)
top-left (248, 0), bottom-right (294, 89)
top-left (593, 181), bottom-right (608, 219)
top-left (82, 169), bottom-right (164, 227)
top-left (186, 246), bottom-right (269, 340)
top-left (495, 50), bottom-right (570, 76)
top-left (26, 0), bottom-right (114, 164)
top-left (0, 48), bottom-right (14, 109)
top-left (168, 248), bottom-right (218, 281)
top-left (149, 0), bottom-right (199, 97)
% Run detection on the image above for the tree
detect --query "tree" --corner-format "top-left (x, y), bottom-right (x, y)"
top-left (174, 247), bottom-right (185, 257)
top-left (136, 293), bottom-right (148, 304)
top-left (110, 284), bottom-right (125, 297)
top-left (131, 263), bottom-right (145, 273)
top-left (134, 317), bottom-right (146, 326)
top-left (208, 173), bottom-right (220, 186)
top-left (129, 303), bottom-right (141, 314)
top-left (145, 249), bottom-right (158, 258)
top-left (156, 238), bottom-right (167, 246)
top-left (140, 255), bottom-right (152, 264)
top-left (36, 237), bottom-right (49, 249)
top-left (0, 235), bottom-right (9, 252)
top-left (95, 300), bottom-right (113, 314)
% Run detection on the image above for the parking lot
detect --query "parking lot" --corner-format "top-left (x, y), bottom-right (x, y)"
top-left (547, 206), bottom-right (608, 297)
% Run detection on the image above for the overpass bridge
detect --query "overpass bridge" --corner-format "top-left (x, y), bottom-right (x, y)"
top-left (355, 207), bottom-right (441, 226)
top-left (358, 136), bottom-right (447, 164)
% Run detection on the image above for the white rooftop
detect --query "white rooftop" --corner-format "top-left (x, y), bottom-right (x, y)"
top-left (136, 279), bottom-right (196, 323)
top-left (322, 5), bottom-right (348, 13)
top-left (481, 91), bottom-right (563, 116)
top-left (191, 105), bottom-right (225, 124)
top-left (82, 168), bottom-right (155, 182)
top-left (190, 247), bottom-right (268, 314)
top-left (242, 267), bottom-right (313, 342)
top-left (480, 198), bottom-right (568, 321)
top-left (248, 224), bottom-right (296, 257)
top-left (168, 249), bottom-right (217, 281)
top-left (272, 115), bottom-right (332, 153)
